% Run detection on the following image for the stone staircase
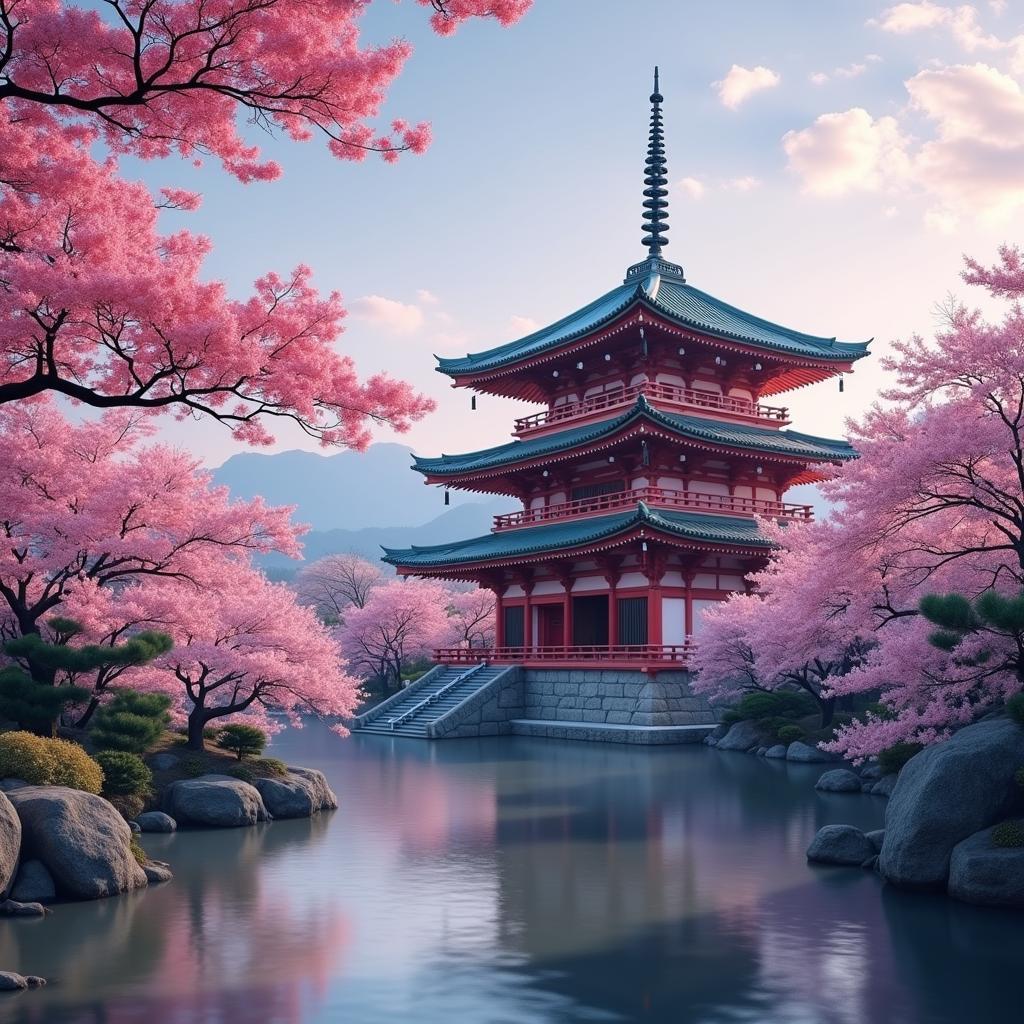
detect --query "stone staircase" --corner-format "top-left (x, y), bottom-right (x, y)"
top-left (354, 663), bottom-right (506, 738)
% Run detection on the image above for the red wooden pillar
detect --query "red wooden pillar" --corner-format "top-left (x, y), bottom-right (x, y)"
top-left (643, 549), bottom-right (665, 647)
top-left (682, 567), bottom-right (695, 638)
top-left (523, 581), bottom-right (535, 651)
top-left (608, 583), bottom-right (618, 646)
top-left (494, 587), bottom-right (505, 648)
top-left (563, 585), bottom-right (574, 648)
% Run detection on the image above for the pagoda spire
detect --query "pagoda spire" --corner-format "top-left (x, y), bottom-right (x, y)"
top-left (642, 66), bottom-right (669, 258)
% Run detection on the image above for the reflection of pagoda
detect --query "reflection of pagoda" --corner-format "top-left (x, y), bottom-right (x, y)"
top-left (384, 69), bottom-right (868, 673)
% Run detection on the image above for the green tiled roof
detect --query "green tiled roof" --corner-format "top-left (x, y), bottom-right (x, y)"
top-left (412, 396), bottom-right (856, 477)
top-left (382, 502), bottom-right (773, 568)
top-left (437, 268), bottom-right (870, 377)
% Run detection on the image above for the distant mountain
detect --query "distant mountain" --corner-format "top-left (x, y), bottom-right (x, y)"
top-left (213, 442), bottom-right (508, 532)
top-left (212, 442), bottom-right (514, 579)
top-left (259, 499), bottom-right (512, 578)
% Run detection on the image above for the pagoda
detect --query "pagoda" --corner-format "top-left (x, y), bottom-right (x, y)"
top-left (383, 69), bottom-right (869, 677)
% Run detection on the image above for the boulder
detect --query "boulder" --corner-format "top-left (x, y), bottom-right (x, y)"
top-left (149, 753), bottom-right (180, 772)
top-left (164, 775), bottom-right (269, 828)
top-left (948, 827), bottom-right (1024, 909)
top-left (755, 746), bottom-right (768, 757)
top-left (879, 718), bottom-right (1024, 890)
top-left (815, 769), bottom-right (862, 793)
top-left (0, 972), bottom-right (27, 991)
top-left (764, 744), bottom-right (788, 759)
top-left (7, 786), bottom-right (146, 900)
top-left (0, 899), bottom-right (46, 917)
top-left (0, 791), bottom-right (20, 897)
top-left (787, 741), bottom-right (838, 763)
top-left (702, 736), bottom-right (718, 747)
top-left (716, 720), bottom-right (767, 752)
top-left (866, 829), bottom-right (886, 853)
top-left (136, 811), bottom-right (177, 833)
top-left (807, 825), bottom-right (877, 866)
top-left (143, 861), bottom-right (173, 885)
top-left (871, 775), bottom-right (898, 798)
top-left (861, 764), bottom-right (883, 781)
top-left (709, 723), bottom-right (730, 741)
top-left (254, 767), bottom-right (338, 820)
top-left (0, 780), bottom-right (27, 792)
top-left (128, 821), bottom-right (141, 834)
top-left (9, 860), bottom-right (55, 904)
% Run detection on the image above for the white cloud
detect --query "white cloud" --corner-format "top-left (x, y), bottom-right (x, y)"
top-left (872, 1), bottom-right (951, 33)
top-left (990, 0), bottom-right (1007, 13)
top-left (350, 295), bottom-right (425, 334)
top-left (924, 207), bottom-right (959, 231)
top-left (836, 62), bottom-right (868, 79)
top-left (676, 176), bottom-right (706, 199)
top-left (727, 176), bottom-right (761, 192)
top-left (713, 64), bottom-right (781, 109)
top-left (810, 71), bottom-right (830, 85)
top-left (508, 315), bottom-right (539, 336)
top-left (415, 289), bottom-right (439, 305)
top-left (784, 63), bottom-right (1024, 221)
top-left (782, 108), bottom-right (909, 196)
top-left (872, 3), bottom-right (1024, 70)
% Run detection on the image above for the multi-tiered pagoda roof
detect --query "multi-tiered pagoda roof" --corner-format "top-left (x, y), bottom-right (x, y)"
top-left (384, 68), bottom-right (869, 667)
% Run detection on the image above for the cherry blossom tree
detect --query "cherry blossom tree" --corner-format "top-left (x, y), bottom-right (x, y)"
top-left (294, 553), bottom-right (384, 623)
top-left (129, 567), bottom-right (361, 748)
top-left (0, 0), bottom-right (528, 443)
top-left (338, 579), bottom-right (451, 689)
top-left (444, 587), bottom-right (496, 649)
top-left (695, 248), bottom-right (1024, 759)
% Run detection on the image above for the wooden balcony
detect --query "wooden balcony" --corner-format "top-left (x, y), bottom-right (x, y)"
top-left (513, 381), bottom-right (789, 435)
top-left (433, 643), bottom-right (695, 670)
top-left (493, 486), bottom-right (813, 531)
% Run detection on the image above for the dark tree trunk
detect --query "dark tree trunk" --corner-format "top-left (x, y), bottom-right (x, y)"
top-left (816, 693), bottom-right (836, 728)
top-left (187, 709), bottom-right (209, 751)
top-left (74, 696), bottom-right (101, 729)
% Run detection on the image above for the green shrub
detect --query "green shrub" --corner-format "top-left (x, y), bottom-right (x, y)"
top-left (991, 820), bottom-right (1024, 848)
top-left (878, 741), bottom-right (924, 776)
top-left (720, 709), bottom-right (741, 726)
top-left (227, 765), bottom-right (255, 784)
top-left (129, 835), bottom-right (148, 866)
top-left (1015, 767), bottom-right (1024, 790)
top-left (0, 731), bottom-right (103, 793)
top-left (110, 793), bottom-right (146, 821)
top-left (215, 724), bottom-right (267, 761)
top-left (1008, 693), bottom-right (1024, 726)
top-left (776, 724), bottom-right (805, 745)
top-left (90, 691), bottom-right (171, 754)
top-left (733, 691), bottom-right (817, 722)
top-left (94, 751), bottom-right (152, 797)
top-left (251, 757), bottom-right (288, 778)
top-left (180, 756), bottom-right (206, 778)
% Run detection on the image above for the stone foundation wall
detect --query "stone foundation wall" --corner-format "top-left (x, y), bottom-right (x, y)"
top-left (427, 667), bottom-right (715, 738)
top-left (523, 670), bottom-right (715, 728)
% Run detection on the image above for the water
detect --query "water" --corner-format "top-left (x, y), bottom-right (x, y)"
top-left (0, 724), bottom-right (1020, 1024)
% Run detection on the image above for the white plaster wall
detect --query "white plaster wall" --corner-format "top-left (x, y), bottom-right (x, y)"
top-left (663, 597), bottom-right (686, 645)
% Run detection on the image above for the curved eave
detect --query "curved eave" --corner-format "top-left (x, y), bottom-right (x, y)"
top-left (412, 399), bottom-right (856, 488)
top-left (382, 505), bottom-right (775, 576)
top-left (438, 285), bottom-right (870, 385)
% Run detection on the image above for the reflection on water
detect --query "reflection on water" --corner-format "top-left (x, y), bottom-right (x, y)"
top-left (0, 725), bottom-right (1019, 1023)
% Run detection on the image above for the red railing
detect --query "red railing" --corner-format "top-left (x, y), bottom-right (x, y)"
top-left (433, 643), bottom-right (696, 666)
top-left (513, 381), bottom-right (788, 434)
top-left (493, 486), bottom-right (813, 530)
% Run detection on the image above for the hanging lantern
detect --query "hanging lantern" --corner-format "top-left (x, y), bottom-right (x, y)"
top-left (444, 489), bottom-right (450, 506)
top-left (839, 375), bottom-right (845, 393)
top-left (471, 395), bottom-right (477, 410)
top-left (640, 326), bottom-right (648, 358)
top-left (641, 440), bottom-right (650, 467)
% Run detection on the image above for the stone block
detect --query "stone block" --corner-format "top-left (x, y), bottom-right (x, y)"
top-left (579, 683), bottom-right (600, 697)
top-left (582, 710), bottom-right (607, 723)
top-left (477, 724), bottom-right (500, 736)
top-left (602, 683), bottom-right (624, 698)
top-left (631, 712), bottom-right (676, 727)
top-left (584, 698), bottom-right (602, 710)
top-left (606, 711), bottom-right (632, 725)
top-left (640, 698), bottom-right (669, 712)
top-left (540, 695), bottom-right (560, 707)
top-left (602, 697), bottom-right (634, 711)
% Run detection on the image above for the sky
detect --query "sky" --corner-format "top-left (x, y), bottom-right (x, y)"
top-left (131, 0), bottom-right (1024, 469)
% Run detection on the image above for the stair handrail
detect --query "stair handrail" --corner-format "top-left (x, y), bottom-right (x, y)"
top-left (389, 660), bottom-right (489, 730)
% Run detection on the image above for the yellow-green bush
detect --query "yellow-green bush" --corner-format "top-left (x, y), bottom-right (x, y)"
top-left (0, 731), bottom-right (104, 794)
